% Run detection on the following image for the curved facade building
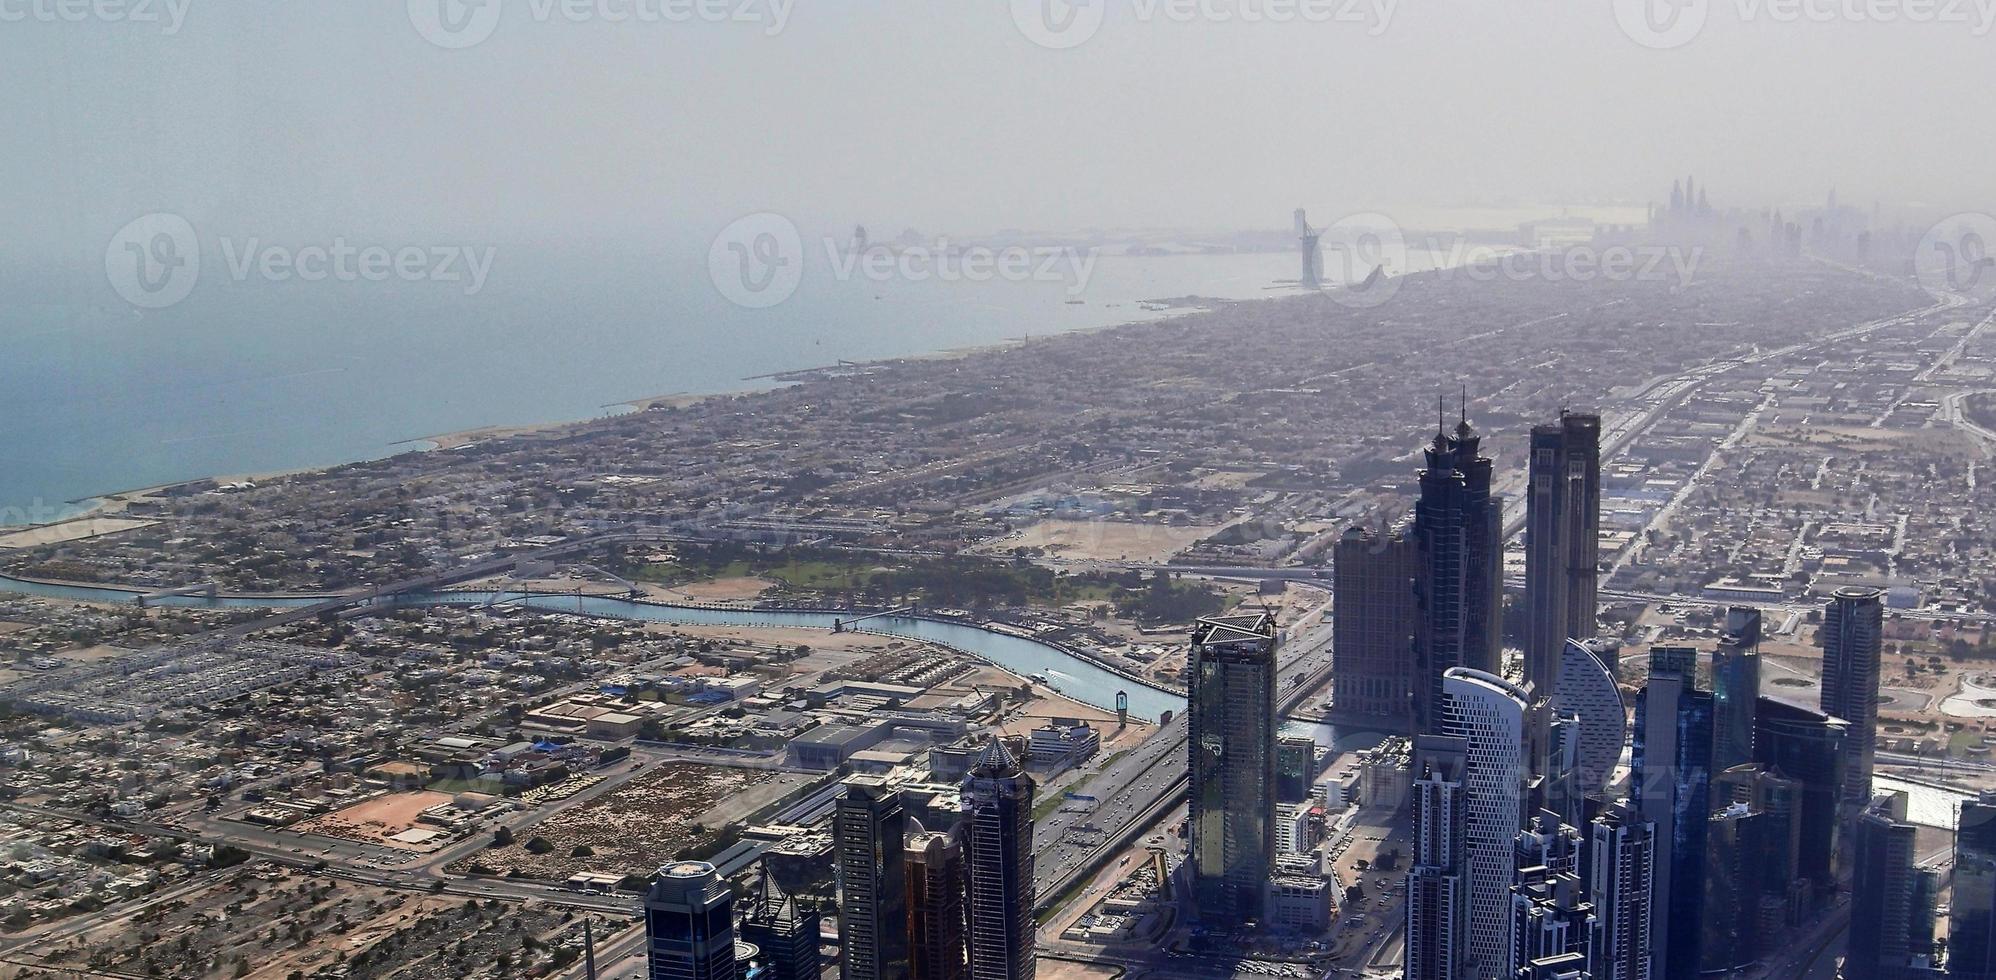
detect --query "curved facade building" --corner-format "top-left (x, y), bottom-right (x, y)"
top-left (1553, 638), bottom-right (1626, 799)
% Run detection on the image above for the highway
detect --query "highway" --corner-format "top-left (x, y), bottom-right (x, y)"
top-left (1033, 593), bottom-right (1340, 905)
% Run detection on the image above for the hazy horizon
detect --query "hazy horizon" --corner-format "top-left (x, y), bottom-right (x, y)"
top-left (5, 0), bottom-right (1994, 266)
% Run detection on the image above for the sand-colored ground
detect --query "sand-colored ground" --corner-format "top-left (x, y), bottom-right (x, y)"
top-left (297, 791), bottom-right (456, 850)
top-left (0, 516), bottom-right (156, 549)
top-left (453, 762), bottom-right (811, 880)
top-left (1189, 469), bottom-right (1266, 490)
top-left (994, 693), bottom-right (1157, 750)
top-left (977, 518), bottom-right (1220, 563)
top-left (1036, 957), bottom-right (1126, 980)
top-left (645, 575), bottom-right (777, 604)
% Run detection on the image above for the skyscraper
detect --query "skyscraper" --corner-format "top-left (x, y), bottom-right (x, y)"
top-left (1186, 613), bottom-right (1278, 924)
top-left (836, 774), bottom-right (910, 980)
top-left (1509, 811), bottom-right (1591, 978)
top-left (1332, 523), bottom-right (1419, 729)
top-left (1711, 609), bottom-right (1762, 772)
top-left (1699, 801), bottom-right (1770, 974)
top-left (1523, 411), bottom-right (1601, 698)
top-left (1713, 763), bottom-right (1802, 934)
top-left (1951, 792), bottom-right (1996, 980)
top-left (646, 861), bottom-right (738, 980)
top-left (1441, 667), bottom-right (1531, 979)
top-left (1553, 637), bottom-right (1626, 801)
top-left (1407, 735), bottom-right (1470, 980)
top-left (1587, 800), bottom-right (1654, 980)
top-left (963, 737), bottom-right (1035, 980)
top-left (1848, 792), bottom-right (1936, 979)
top-left (740, 867), bottom-right (823, 980)
top-left (1631, 647), bottom-right (1712, 980)
top-left (906, 832), bottom-right (967, 980)
top-left (1751, 697), bottom-right (1847, 903)
top-left (1820, 586), bottom-right (1884, 803)
top-left (1412, 409), bottom-right (1504, 734)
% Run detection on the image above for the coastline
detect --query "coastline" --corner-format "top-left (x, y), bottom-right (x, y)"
top-left (5, 290), bottom-right (1245, 533)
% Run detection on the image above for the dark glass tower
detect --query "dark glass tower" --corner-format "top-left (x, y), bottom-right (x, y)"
top-left (836, 774), bottom-right (910, 980)
top-left (1522, 410), bottom-right (1600, 699)
top-left (1411, 408), bottom-right (1504, 735)
top-left (1631, 647), bottom-right (1712, 980)
top-left (646, 861), bottom-right (738, 980)
top-left (1752, 697), bottom-right (1847, 903)
top-left (740, 867), bottom-right (823, 980)
top-left (906, 831), bottom-right (967, 980)
top-left (963, 737), bottom-right (1036, 980)
top-left (1332, 523), bottom-right (1419, 729)
top-left (1952, 792), bottom-right (1996, 980)
top-left (1186, 613), bottom-right (1278, 925)
top-left (1820, 586), bottom-right (1884, 803)
top-left (1848, 792), bottom-right (1934, 978)
top-left (1711, 607), bottom-right (1762, 772)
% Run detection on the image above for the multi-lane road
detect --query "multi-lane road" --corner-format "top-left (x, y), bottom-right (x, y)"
top-left (1033, 593), bottom-right (1340, 904)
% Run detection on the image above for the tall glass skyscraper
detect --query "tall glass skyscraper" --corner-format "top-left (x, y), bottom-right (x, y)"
top-left (1711, 608), bottom-right (1762, 773)
top-left (1332, 523), bottom-right (1419, 729)
top-left (1187, 612), bottom-right (1278, 925)
top-left (836, 774), bottom-right (910, 980)
top-left (907, 831), bottom-right (967, 980)
top-left (1820, 586), bottom-right (1884, 803)
top-left (963, 737), bottom-right (1036, 980)
top-left (1412, 411), bottom-right (1504, 735)
top-left (1631, 647), bottom-right (1712, 980)
top-left (645, 861), bottom-right (738, 980)
top-left (1522, 410), bottom-right (1600, 699)
top-left (1751, 697), bottom-right (1847, 904)
top-left (1848, 792), bottom-right (1935, 978)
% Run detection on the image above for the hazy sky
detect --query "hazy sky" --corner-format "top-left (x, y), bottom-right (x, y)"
top-left (5, 0), bottom-right (1994, 258)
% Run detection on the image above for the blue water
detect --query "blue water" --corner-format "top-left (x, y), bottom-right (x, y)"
top-left (0, 247), bottom-right (1313, 523)
top-left (0, 573), bottom-right (1184, 719)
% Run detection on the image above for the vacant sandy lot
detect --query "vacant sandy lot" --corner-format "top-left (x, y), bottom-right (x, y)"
top-left (298, 791), bottom-right (456, 850)
top-left (454, 762), bottom-right (811, 880)
top-left (647, 575), bottom-right (777, 604)
top-left (981, 518), bottom-right (1220, 563)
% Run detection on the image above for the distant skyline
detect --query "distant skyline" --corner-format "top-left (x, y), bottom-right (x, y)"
top-left (3, 1), bottom-right (1994, 266)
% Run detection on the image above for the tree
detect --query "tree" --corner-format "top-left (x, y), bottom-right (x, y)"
top-left (492, 825), bottom-right (515, 847)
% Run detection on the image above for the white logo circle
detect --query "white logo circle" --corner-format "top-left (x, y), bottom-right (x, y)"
top-left (1320, 212), bottom-right (1406, 309)
top-left (106, 213), bottom-right (200, 310)
top-left (709, 213), bottom-right (803, 309)
top-left (1613, 0), bottom-right (1708, 49)
top-left (1011, 0), bottom-right (1105, 50)
top-left (409, 0), bottom-right (503, 50)
top-left (1915, 212), bottom-right (1996, 304)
